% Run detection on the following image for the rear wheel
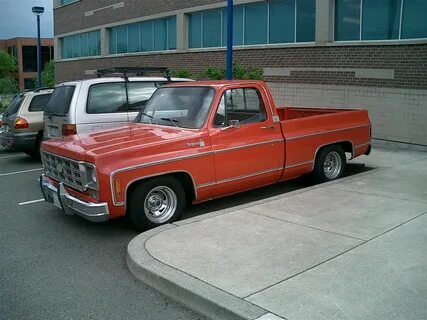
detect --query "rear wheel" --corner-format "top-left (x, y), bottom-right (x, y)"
top-left (128, 176), bottom-right (186, 230)
top-left (313, 145), bottom-right (346, 183)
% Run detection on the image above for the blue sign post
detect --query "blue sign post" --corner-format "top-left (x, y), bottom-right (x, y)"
top-left (226, 0), bottom-right (233, 80)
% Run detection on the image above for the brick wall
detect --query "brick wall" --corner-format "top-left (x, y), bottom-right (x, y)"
top-left (56, 44), bottom-right (427, 90)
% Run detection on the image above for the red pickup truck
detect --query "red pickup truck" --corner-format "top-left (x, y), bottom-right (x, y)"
top-left (40, 80), bottom-right (371, 230)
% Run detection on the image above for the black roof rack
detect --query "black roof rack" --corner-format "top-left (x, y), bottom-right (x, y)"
top-left (33, 86), bottom-right (55, 93)
top-left (96, 67), bottom-right (171, 82)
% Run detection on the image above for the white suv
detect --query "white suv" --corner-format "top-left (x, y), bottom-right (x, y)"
top-left (44, 67), bottom-right (192, 138)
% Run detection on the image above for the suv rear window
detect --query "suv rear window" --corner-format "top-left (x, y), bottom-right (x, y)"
top-left (3, 95), bottom-right (25, 116)
top-left (45, 86), bottom-right (75, 115)
top-left (28, 93), bottom-right (52, 112)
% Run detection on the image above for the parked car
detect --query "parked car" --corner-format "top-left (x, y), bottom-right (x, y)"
top-left (39, 80), bottom-right (371, 230)
top-left (1, 88), bottom-right (53, 157)
top-left (44, 67), bottom-right (193, 138)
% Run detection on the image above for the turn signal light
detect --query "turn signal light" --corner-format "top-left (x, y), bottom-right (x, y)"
top-left (62, 124), bottom-right (77, 135)
top-left (15, 117), bottom-right (29, 129)
top-left (114, 178), bottom-right (122, 198)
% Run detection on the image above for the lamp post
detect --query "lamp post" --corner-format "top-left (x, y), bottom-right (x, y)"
top-left (226, 0), bottom-right (233, 80)
top-left (32, 6), bottom-right (44, 88)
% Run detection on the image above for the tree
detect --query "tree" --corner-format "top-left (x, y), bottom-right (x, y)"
top-left (0, 50), bottom-right (18, 95)
top-left (42, 60), bottom-right (55, 87)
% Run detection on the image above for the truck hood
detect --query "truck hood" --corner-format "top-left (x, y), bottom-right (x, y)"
top-left (41, 123), bottom-right (204, 162)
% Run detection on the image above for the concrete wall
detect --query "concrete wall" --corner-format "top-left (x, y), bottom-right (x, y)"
top-left (268, 83), bottom-right (427, 147)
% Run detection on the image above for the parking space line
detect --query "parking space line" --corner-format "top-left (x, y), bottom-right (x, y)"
top-left (0, 168), bottom-right (43, 177)
top-left (0, 154), bottom-right (26, 160)
top-left (19, 199), bottom-right (45, 206)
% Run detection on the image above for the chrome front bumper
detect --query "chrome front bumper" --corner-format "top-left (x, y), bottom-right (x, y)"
top-left (40, 174), bottom-right (109, 222)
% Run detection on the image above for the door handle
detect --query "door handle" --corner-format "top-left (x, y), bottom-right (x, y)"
top-left (261, 125), bottom-right (275, 130)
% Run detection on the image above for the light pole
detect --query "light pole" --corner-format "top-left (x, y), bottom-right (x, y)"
top-left (32, 6), bottom-right (44, 88)
top-left (226, 0), bottom-right (233, 80)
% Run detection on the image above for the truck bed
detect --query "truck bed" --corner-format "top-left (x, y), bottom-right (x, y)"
top-left (276, 106), bottom-right (349, 121)
top-left (276, 106), bottom-right (371, 181)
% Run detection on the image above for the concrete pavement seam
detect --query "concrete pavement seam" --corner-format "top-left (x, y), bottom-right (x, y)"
top-left (244, 208), bottom-right (367, 241)
top-left (324, 186), bottom-right (427, 204)
top-left (244, 210), bottom-right (427, 300)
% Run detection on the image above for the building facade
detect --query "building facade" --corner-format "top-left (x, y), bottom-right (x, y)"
top-left (53, 0), bottom-right (427, 148)
top-left (0, 37), bottom-right (54, 91)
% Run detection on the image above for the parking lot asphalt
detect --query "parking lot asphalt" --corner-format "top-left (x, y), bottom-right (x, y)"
top-left (0, 146), bottom-right (372, 320)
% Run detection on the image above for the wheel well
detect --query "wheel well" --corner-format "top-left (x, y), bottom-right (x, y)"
top-left (126, 172), bottom-right (196, 207)
top-left (315, 141), bottom-right (353, 160)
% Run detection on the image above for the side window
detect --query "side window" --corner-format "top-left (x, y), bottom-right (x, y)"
top-left (28, 94), bottom-right (52, 112)
top-left (214, 88), bottom-right (267, 127)
top-left (87, 83), bottom-right (127, 114)
top-left (126, 82), bottom-right (160, 111)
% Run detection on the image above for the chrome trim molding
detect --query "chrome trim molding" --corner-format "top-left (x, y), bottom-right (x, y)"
top-left (110, 151), bottom-right (214, 206)
top-left (197, 167), bottom-right (283, 189)
top-left (285, 160), bottom-right (314, 169)
top-left (286, 124), bottom-right (371, 141)
top-left (117, 170), bottom-right (199, 208)
top-left (313, 140), bottom-right (354, 168)
top-left (355, 141), bottom-right (371, 149)
top-left (214, 139), bottom-right (284, 154)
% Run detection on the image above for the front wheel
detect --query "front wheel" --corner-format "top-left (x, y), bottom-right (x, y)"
top-left (313, 145), bottom-right (346, 183)
top-left (128, 176), bottom-right (186, 230)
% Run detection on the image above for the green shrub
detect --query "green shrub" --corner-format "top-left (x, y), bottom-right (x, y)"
top-left (170, 69), bottom-right (193, 79)
top-left (203, 63), bottom-right (263, 80)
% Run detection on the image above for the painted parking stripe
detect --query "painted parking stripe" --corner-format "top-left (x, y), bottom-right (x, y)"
top-left (0, 168), bottom-right (43, 177)
top-left (19, 199), bottom-right (45, 206)
top-left (0, 154), bottom-right (26, 160)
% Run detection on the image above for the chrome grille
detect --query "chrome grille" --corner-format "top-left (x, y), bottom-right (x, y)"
top-left (41, 151), bottom-right (84, 190)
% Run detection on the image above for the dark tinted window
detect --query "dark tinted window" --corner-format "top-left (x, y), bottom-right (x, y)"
top-left (127, 82), bottom-right (162, 111)
top-left (28, 94), bottom-right (52, 112)
top-left (45, 86), bottom-right (76, 115)
top-left (4, 95), bottom-right (25, 116)
top-left (87, 83), bottom-right (127, 114)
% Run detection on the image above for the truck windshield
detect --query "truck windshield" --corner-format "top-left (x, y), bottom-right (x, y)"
top-left (45, 85), bottom-right (75, 116)
top-left (135, 87), bottom-right (215, 129)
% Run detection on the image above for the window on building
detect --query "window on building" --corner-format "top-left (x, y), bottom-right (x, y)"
top-left (61, 30), bottom-right (100, 59)
top-left (22, 46), bottom-right (37, 72)
top-left (42, 46), bottom-right (54, 69)
top-left (109, 16), bottom-right (176, 54)
top-left (7, 46), bottom-right (17, 59)
top-left (335, 0), bottom-right (427, 41)
top-left (24, 78), bottom-right (36, 90)
top-left (188, 0), bottom-right (315, 49)
top-left (60, 0), bottom-right (78, 5)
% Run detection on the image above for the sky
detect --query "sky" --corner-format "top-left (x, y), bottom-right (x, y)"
top-left (0, 0), bottom-right (54, 39)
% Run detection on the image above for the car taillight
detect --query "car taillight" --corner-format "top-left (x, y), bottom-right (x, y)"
top-left (62, 124), bottom-right (77, 135)
top-left (15, 117), bottom-right (29, 129)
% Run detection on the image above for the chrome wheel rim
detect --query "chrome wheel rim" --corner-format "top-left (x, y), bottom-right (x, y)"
top-left (144, 186), bottom-right (177, 224)
top-left (323, 151), bottom-right (342, 180)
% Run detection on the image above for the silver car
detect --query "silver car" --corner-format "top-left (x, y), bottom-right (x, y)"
top-left (44, 69), bottom-right (192, 138)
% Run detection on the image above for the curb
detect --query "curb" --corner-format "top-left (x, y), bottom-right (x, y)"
top-left (127, 224), bottom-right (269, 320)
top-left (126, 166), bottom-right (385, 320)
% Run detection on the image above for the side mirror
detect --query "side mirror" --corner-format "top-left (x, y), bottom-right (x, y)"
top-left (221, 119), bottom-right (240, 131)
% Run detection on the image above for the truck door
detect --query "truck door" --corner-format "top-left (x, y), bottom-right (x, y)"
top-left (208, 86), bottom-right (284, 197)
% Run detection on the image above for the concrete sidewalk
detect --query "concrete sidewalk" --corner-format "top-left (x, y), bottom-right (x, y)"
top-left (127, 148), bottom-right (427, 320)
